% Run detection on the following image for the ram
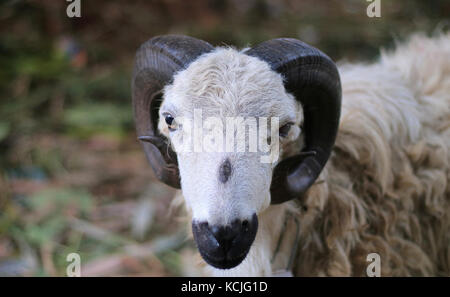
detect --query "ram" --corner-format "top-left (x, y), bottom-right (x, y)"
top-left (132, 34), bottom-right (450, 276)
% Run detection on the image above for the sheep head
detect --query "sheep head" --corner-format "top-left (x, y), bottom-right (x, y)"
top-left (132, 35), bottom-right (341, 270)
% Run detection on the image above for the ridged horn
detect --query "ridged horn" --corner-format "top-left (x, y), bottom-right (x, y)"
top-left (132, 35), bottom-right (214, 188)
top-left (245, 38), bottom-right (342, 204)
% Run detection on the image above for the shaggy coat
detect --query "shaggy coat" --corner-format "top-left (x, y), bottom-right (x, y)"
top-left (169, 33), bottom-right (450, 276)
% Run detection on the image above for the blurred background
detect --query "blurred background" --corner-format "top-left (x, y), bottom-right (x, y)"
top-left (0, 0), bottom-right (448, 276)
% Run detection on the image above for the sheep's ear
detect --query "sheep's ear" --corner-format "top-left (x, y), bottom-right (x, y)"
top-left (245, 38), bottom-right (342, 204)
top-left (132, 35), bottom-right (214, 189)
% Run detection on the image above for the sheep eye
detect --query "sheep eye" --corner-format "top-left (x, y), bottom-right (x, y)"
top-left (279, 123), bottom-right (293, 138)
top-left (165, 115), bottom-right (174, 125)
top-left (164, 114), bottom-right (176, 131)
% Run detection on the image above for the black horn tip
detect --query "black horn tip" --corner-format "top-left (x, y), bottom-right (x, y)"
top-left (138, 135), bottom-right (168, 151)
top-left (138, 135), bottom-right (158, 143)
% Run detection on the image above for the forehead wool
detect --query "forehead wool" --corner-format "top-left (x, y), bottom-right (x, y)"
top-left (163, 47), bottom-right (299, 120)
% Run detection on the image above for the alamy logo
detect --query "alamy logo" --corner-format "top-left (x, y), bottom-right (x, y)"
top-left (366, 0), bottom-right (381, 18)
top-left (66, 0), bottom-right (81, 18)
top-left (366, 253), bottom-right (381, 277)
top-left (166, 109), bottom-right (281, 164)
top-left (66, 253), bottom-right (81, 277)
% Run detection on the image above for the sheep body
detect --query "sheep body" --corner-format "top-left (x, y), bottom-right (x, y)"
top-left (172, 33), bottom-right (450, 276)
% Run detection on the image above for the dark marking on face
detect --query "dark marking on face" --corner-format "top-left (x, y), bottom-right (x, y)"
top-left (219, 158), bottom-right (232, 184)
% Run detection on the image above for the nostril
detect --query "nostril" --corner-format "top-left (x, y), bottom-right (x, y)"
top-left (210, 225), bottom-right (237, 247)
top-left (242, 220), bottom-right (249, 230)
top-left (210, 225), bottom-right (220, 238)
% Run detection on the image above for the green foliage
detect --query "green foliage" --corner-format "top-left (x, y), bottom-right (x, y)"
top-left (27, 188), bottom-right (93, 215)
top-left (63, 103), bottom-right (132, 138)
top-left (20, 188), bottom-right (93, 245)
top-left (24, 217), bottom-right (66, 246)
top-left (0, 122), bottom-right (10, 142)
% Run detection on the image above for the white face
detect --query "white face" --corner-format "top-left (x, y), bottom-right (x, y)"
top-left (157, 48), bottom-right (303, 268)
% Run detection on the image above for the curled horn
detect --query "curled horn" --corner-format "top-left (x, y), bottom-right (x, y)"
top-left (132, 35), bottom-right (214, 188)
top-left (245, 38), bottom-right (342, 204)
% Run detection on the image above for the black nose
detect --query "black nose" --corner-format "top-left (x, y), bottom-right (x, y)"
top-left (192, 214), bottom-right (258, 269)
top-left (210, 220), bottom-right (246, 250)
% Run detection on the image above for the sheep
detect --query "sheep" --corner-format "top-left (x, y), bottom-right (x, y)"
top-left (132, 33), bottom-right (450, 276)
